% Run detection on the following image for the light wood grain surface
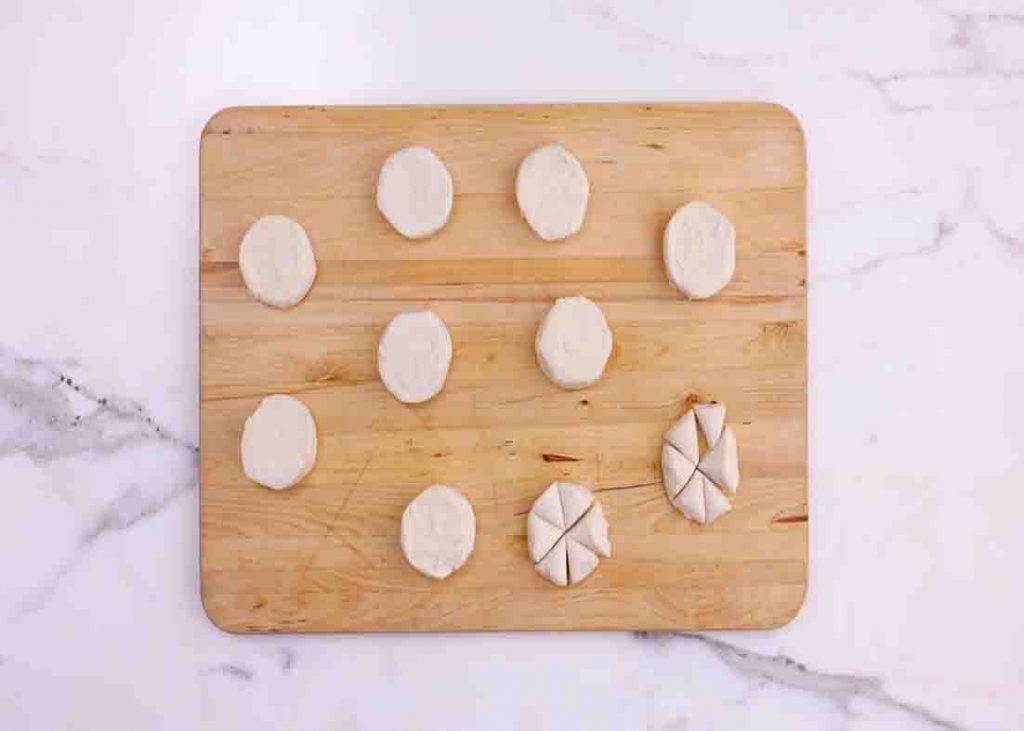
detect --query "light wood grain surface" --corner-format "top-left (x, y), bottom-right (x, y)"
top-left (199, 103), bottom-right (807, 632)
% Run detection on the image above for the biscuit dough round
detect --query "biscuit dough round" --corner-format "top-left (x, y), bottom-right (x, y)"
top-left (238, 215), bottom-right (317, 309)
top-left (400, 484), bottom-right (476, 580)
top-left (535, 296), bottom-right (612, 389)
top-left (240, 395), bottom-right (317, 491)
top-left (663, 201), bottom-right (736, 300)
top-left (376, 146), bottom-right (453, 239)
top-left (377, 310), bottom-right (453, 404)
top-left (515, 144), bottom-right (590, 241)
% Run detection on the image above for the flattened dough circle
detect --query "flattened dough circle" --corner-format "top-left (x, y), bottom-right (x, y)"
top-left (663, 201), bottom-right (736, 300)
top-left (535, 296), bottom-right (613, 390)
top-left (400, 484), bottom-right (476, 580)
top-left (377, 310), bottom-right (453, 404)
top-left (241, 395), bottom-right (318, 491)
top-left (515, 144), bottom-right (589, 241)
top-left (376, 146), bottom-right (453, 239)
top-left (238, 215), bottom-right (317, 309)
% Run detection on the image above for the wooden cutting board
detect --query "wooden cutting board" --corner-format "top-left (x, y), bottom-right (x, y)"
top-left (199, 103), bottom-right (807, 633)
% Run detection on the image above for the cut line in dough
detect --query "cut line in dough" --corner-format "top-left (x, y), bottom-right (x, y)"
top-left (694, 403), bottom-right (726, 449)
top-left (664, 409), bottom-right (700, 464)
top-left (661, 403), bottom-right (741, 526)
top-left (526, 482), bottom-right (611, 586)
top-left (661, 442), bottom-right (696, 501)
top-left (698, 425), bottom-right (739, 494)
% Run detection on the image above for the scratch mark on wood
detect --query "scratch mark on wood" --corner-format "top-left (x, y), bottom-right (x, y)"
top-left (542, 453), bottom-right (580, 463)
top-left (593, 480), bottom-right (659, 494)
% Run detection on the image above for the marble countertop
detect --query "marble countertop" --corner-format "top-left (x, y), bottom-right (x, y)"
top-left (2, 1), bottom-right (1022, 729)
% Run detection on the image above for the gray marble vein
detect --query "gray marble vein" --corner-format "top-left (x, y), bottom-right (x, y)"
top-left (15, 479), bottom-right (193, 617)
top-left (635, 633), bottom-right (961, 730)
top-left (204, 663), bottom-right (254, 682)
top-left (0, 348), bottom-right (195, 463)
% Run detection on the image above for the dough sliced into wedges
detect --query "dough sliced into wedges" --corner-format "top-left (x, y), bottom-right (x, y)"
top-left (528, 512), bottom-right (563, 563)
top-left (558, 482), bottom-right (594, 526)
top-left (567, 501), bottom-right (611, 558)
top-left (664, 410), bottom-right (700, 464)
top-left (662, 443), bottom-right (697, 501)
top-left (698, 426), bottom-right (740, 494)
top-left (566, 537), bottom-right (600, 585)
top-left (532, 482), bottom-right (565, 529)
top-left (703, 481), bottom-right (733, 524)
top-left (694, 403), bottom-right (726, 448)
top-left (672, 470), bottom-right (706, 524)
top-left (535, 537), bottom-right (568, 587)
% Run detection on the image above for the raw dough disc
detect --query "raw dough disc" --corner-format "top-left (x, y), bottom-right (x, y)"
top-left (240, 395), bottom-right (317, 490)
top-left (515, 144), bottom-right (589, 241)
top-left (535, 296), bottom-right (613, 389)
top-left (377, 310), bottom-right (453, 404)
top-left (662, 201), bottom-right (736, 300)
top-left (400, 485), bottom-right (476, 580)
top-left (238, 215), bottom-right (317, 309)
top-left (376, 146), bottom-right (453, 239)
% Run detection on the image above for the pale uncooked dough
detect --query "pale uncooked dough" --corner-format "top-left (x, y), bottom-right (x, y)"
top-left (663, 201), bottom-right (736, 300)
top-left (377, 310), bottom-right (453, 404)
top-left (535, 296), bottom-right (613, 389)
top-left (400, 484), bottom-right (476, 580)
top-left (664, 409), bottom-right (699, 464)
top-left (699, 426), bottom-right (740, 494)
top-left (536, 537), bottom-right (569, 587)
top-left (527, 482), bottom-right (611, 587)
top-left (661, 442), bottom-right (696, 503)
top-left (566, 500), bottom-right (612, 557)
top-left (693, 403), bottom-right (725, 448)
top-left (238, 215), bottom-right (317, 309)
top-left (661, 403), bottom-right (741, 525)
top-left (566, 538), bottom-right (599, 585)
top-left (376, 146), bottom-right (453, 239)
top-left (515, 144), bottom-right (589, 241)
top-left (240, 395), bottom-right (317, 491)
top-left (671, 470), bottom-right (732, 525)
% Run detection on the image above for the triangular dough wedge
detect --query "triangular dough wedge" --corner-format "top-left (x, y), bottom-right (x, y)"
top-left (662, 443), bottom-right (697, 501)
top-left (694, 404), bottom-right (726, 449)
top-left (557, 482), bottom-right (593, 527)
top-left (527, 512), bottom-right (563, 563)
top-left (698, 425), bottom-right (740, 494)
top-left (531, 482), bottom-right (565, 529)
top-left (535, 537), bottom-right (568, 586)
top-left (671, 470), bottom-right (706, 524)
top-left (664, 410), bottom-right (699, 464)
top-left (567, 501), bottom-right (611, 558)
top-left (703, 481), bottom-right (732, 524)
top-left (566, 537), bottom-right (599, 585)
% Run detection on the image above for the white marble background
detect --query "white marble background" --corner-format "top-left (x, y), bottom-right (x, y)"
top-left (2, 1), bottom-right (1023, 728)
